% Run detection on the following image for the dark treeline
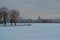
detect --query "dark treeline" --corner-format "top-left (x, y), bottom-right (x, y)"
top-left (18, 16), bottom-right (60, 23)
top-left (0, 7), bottom-right (60, 25)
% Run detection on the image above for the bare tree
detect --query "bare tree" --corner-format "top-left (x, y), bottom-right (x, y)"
top-left (1, 7), bottom-right (8, 25)
top-left (9, 9), bottom-right (20, 25)
top-left (0, 7), bottom-right (8, 25)
top-left (0, 10), bottom-right (4, 24)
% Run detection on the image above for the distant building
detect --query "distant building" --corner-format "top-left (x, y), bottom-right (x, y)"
top-left (35, 16), bottom-right (41, 23)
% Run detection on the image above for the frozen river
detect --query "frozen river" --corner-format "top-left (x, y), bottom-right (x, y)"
top-left (0, 23), bottom-right (60, 40)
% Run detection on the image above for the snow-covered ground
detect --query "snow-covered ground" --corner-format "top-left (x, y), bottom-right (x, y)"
top-left (0, 23), bottom-right (60, 40)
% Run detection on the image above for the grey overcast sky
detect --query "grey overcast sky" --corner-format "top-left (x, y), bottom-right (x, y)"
top-left (0, 0), bottom-right (60, 19)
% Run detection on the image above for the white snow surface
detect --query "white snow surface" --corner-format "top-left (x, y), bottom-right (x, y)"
top-left (0, 23), bottom-right (60, 40)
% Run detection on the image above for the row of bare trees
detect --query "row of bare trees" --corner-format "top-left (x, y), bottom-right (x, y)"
top-left (0, 7), bottom-right (20, 25)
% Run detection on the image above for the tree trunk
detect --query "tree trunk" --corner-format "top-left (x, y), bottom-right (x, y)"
top-left (4, 12), bottom-right (6, 25)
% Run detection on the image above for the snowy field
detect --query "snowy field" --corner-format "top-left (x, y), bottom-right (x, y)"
top-left (0, 23), bottom-right (60, 40)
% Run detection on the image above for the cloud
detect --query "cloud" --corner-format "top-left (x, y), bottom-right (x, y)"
top-left (0, 0), bottom-right (60, 19)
